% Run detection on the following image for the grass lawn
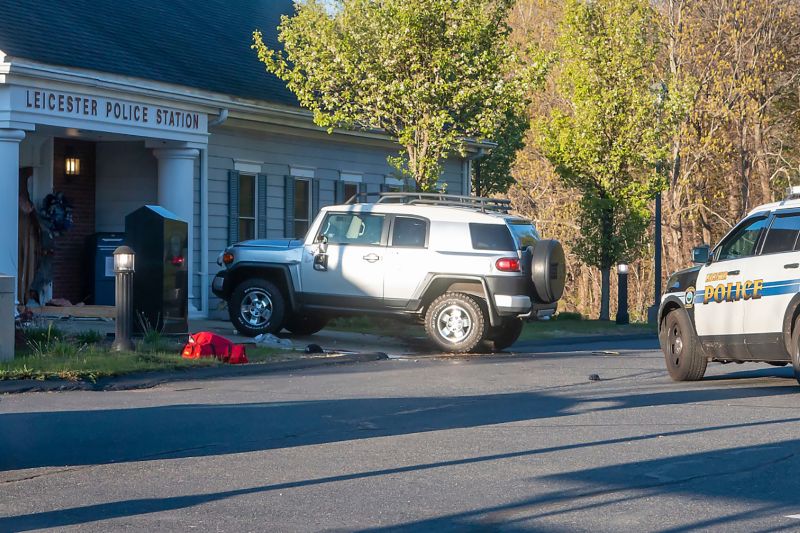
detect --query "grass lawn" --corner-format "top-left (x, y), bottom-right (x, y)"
top-left (328, 315), bottom-right (655, 342)
top-left (3, 324), bottom-right (290, 382)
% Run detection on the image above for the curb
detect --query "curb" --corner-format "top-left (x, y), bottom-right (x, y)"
top-left (0, 352), bottom-right (388, 395)
top-left (513, 333), bottom-right (657, 350)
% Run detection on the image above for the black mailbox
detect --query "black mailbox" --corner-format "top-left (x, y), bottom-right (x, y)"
top-left (125, 205), bottom-right (189, 335)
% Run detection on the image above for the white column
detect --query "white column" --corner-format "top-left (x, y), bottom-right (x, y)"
top-left (152, 147), bottom-right (199, 311)
top-left (0, 129), bottom-right (25, 298)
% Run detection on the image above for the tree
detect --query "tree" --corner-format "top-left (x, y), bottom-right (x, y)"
top-left (253, 0), bottom-right (545, 191)
top-left (537, 0), bottom-right (671, 320)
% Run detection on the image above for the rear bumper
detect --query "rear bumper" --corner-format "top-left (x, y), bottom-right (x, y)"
top-left (494, 294), bottom-right (532, 314)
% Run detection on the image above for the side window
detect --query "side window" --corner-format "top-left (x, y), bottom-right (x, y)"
top-left (716, 216), bottom-right (768, 261)
top-left (391, 217), bottom-right (428, 248)
top-left (318, 213), bottom-right (385, 245)
top-left (469, 223), bottom-right (516, 251)
top-left (761, 213), bottom-right (800, 255)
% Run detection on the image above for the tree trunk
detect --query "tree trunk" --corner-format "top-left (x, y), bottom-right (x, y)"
top-left (599, 267), bottom-right (611, 321)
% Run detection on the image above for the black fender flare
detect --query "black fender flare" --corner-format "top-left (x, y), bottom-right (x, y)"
top-left (412, 274), bottom-right (501, 327)
top-left (658, 295), bottom-right (699, 349)
top-left (222, 262), bottom-right (298, 311)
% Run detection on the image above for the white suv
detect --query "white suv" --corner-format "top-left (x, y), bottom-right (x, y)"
top-left (213, 193), bottom-right (566, 353)
top-left (659, 187), bottom-right (800, 384)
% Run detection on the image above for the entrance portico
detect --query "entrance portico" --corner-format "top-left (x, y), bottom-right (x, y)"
top-left (0, 77), bottom-right (209, 318)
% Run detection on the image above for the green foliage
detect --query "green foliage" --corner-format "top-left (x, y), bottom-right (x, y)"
top-left (254, 0), bottom-right (546, 191)
top-left (23, 323), bottom-right (65, 346)
top-left (537, 0), bottom-right (674, 270)
top-left (74, 330), bottom-right (104, 345)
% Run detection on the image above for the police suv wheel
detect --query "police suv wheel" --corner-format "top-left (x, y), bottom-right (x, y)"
top-left (284, 314), bottom-right (328, 336)
top-left (484, 318), bottom-right (524, 352)
top-left (790, 316), bottom-right (800, 385)
top-left (425, 292), bottom-right (488, 353)
top-left (662, 309), bottom-right (707, 381)
top-left (229, 279), bottom-right (286, 337)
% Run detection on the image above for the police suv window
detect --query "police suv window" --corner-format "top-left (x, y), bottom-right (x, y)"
top-left (760, 214), bottom-right (800, 255)
top-left (469, 223), bottom-right (516, 251)
top-left (716, 216), bottom-right (768, 261)
top-left (391, 217), bottom-right (428, 248)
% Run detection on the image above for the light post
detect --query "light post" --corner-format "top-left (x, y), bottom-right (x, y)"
top-left (648, 81), bottom-right (669, 324)
top-left (112, 246), bottom-right (136, 352)
top-left (616, 262), bottom-right (629, 325)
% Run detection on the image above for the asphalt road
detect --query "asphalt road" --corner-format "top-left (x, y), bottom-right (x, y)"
top-left (2, 338), bottom-right (800, 532)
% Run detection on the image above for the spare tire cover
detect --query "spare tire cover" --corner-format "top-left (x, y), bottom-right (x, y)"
top-left (530, 239), bottom-right (566, 304)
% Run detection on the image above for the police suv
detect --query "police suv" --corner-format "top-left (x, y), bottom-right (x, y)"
top-left (659, 187), bottom-right (800, 384)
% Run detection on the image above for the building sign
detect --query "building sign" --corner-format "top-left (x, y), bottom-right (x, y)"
top-left (11, 86), bottom-right (208, 136)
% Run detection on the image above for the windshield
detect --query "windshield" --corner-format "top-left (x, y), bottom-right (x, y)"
top-left (507, 222), bottom-right (540, 249)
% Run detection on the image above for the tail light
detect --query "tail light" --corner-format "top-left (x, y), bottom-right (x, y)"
top-left (495, 257), bottom-right (521, 272)
top-left (223, 252), bottom-right (235, 265)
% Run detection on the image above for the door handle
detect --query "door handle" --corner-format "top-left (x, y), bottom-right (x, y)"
top-left (727, 270), bottom-right (740, 275)
top-left (785, 263), bottom-right (799, 269)
top-left (362, 253), bottom-right (380, 263)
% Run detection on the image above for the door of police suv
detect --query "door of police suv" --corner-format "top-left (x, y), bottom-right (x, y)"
top-left (738, 210), bottom-right (800, 359)
top-left (695, 214), bottom-right (769, 359)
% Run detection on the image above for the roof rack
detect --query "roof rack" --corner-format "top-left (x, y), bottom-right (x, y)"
top-left (345, 192), bottom-right (512, 213)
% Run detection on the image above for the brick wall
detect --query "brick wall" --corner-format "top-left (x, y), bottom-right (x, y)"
top-left (52, 139), bottom-right (96, 304)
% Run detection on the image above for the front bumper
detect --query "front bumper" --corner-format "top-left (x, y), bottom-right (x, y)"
top-left (211, 271), bottom-right (226, 299)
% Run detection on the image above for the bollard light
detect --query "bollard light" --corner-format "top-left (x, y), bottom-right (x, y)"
top-left (616, 262), bottom-right (630, 325)
top-left (112, 246), bottom-right (136, 352)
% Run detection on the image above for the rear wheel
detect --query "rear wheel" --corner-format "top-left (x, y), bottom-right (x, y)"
top-left (229, 279), bottom-right (286, 337)
top-left (662, 309), bottom-right (707, 381)
top-left (284, 314), bottom-right (328, 336)
top-left (425, 292), bottom-right (488, 353)
top-left (484, 318), bottom-right (524, 352)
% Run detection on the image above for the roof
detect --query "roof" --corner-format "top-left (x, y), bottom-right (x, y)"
top-left (0, 0), bottom-right (297, 106)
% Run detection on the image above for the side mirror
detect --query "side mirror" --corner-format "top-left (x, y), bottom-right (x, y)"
top-left (692, 244), bottom-right (710, 264)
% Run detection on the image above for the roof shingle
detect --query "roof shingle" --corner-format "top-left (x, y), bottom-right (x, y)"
top-left (0, 0), bottom-right (297, 106)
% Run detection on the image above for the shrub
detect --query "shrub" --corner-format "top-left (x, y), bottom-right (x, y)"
top-left (554, 312), bottom-right (583, 321)
top-left (74, 330), bottom-right (105, 345)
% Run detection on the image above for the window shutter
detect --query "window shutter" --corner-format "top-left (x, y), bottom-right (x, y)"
top-left (257, 174), bottom-right (267, 239)
top-left (335, 181), bottom-right (345, 204)
top-left (228, 170), bottom-right (240, 245)
top-left (284, 175), bottom-right (295, 237)
top-left (312, 178), bottom-right (321, 216)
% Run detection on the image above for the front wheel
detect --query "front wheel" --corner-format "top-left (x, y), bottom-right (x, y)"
top-left (661, 309), bottom-right (707, 381)
top-left (228, 279), bottom-right (286, 337)
top-left (424, 292), bottom-right (488, 353)
top-left (790, 316), bottom-right (800, 385)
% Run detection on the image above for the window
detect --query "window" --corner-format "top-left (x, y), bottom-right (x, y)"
top-left (761, 213), bottom-right (800, 255)
top-left (716, 216), bottom-right (768, 261)
top-left (392, 217), bottom-right (428, 248)
top-left (508, 223), bottom-right (540, 249)
top-left (469, 223), bottom-right (516, 251)
top-left (343, 182), bottom-right (359, 202)
top-left (238, 174), bottom-right (256, 242)
top-left (318, 213), bottom-right (386, 245)
top-left (293, 179), bottom-right (312, 238)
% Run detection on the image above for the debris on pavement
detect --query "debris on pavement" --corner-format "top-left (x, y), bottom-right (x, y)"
top-left (255, 333), bottom-right (293, 349)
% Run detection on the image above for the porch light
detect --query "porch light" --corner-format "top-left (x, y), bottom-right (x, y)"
top-left (64, 149), bottom-right (81, 176)
top-left (113, 246), bottom-right (136, 273)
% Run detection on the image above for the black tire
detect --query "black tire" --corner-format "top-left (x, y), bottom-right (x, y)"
top-left (425, 292), bottom-right (488, 353)
top-left (661, 309), bottom-right (707, 381)
top-left (284, 314), bottom-right (328, 336)
top-left (530, 240), bottom-right (566, 304)
top-left (484, 318), bottom-right (524, 352)
top-left (228, 278), bottom-right (286, 337)
top-left (790, 316), bottom-right (800, 385)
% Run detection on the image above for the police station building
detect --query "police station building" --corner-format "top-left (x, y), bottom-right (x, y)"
top-left (0, 0), bottom-right (479, 319)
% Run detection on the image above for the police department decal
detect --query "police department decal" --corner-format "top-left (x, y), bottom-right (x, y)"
top-left (684, 287), bottom-right (696, 308)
